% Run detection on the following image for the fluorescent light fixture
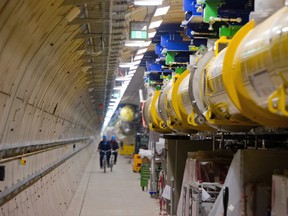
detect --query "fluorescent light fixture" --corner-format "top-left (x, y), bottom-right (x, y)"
top-left (115, 76), bottom-right (131, 81)
top-left (128, 70), bottom-right (136, 75)
top-left (128, 70), bottom-right (136, 74)
top-left (113, 86), bottom-right (124, 90)
top-left (119, 62), bottom-right (134, 68)
top-left (126, 74), bottom-right (134, 78)
top-left (149, 20), bottom-right (163, 29)
top-left (132, 60), bottom-right (141, 65)
top-left (125, 40), bottom-right (145, 47)
top-left (130, 65), bottom-right (138, 70)
top-left (154, 6), bottom-right (170, 17)
top-left (123, 74), bottom-right (132, 79)
top-left (134, 55), bottom-right (144, 61)
top-left (148, 31), bottom-right (157, 38)
top-left (136, 48), bottom-right (148, 55)
top-left (142, 41), bottom-right (152, 47)
top-left (134, 0), bottom-right (163, 6)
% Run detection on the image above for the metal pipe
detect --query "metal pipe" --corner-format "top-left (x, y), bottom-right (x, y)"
top-left (150, 140), bottom-right (157, 196)
top-left (0, 137), bottom-right (89, 160)
top-left (0, 145), bottom-right (62, 164)
top-left (170, 176), bottom-right (175, 216)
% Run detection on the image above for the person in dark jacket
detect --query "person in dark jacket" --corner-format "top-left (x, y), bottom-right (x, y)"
top-left (109, 135), bottom-right (119, 164)
top-left (98, 135), bottom-right (111, 169)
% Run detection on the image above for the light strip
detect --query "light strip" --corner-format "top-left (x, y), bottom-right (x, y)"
top-left (148, 31), bottom-right (156, 38)
top-left (149, 20), bottom-right (163, 29)
top-left (125, 40), bottom-right (146, 47)
top-left (134, 0), bottom-right (163, 6)
top-left (119, 62), bottom-right (134, 68)
top-left (113, 86), bottom-right (124, 90)
top-left (132, 60), bottom-right (141, 65)
top-left (142, 41), bottom-right (151, 47)
top-left (134, 55), bottom-right (144, 61)
top-left (129, 69), bottom-right (136, 73)
top-left (154, 6), bottom-right (170, 17)
top-left (115, 76), bottom-right (131, 81)
top-left (130, 65), bottom-right (138, 70)
top-left (128, 70), bottom-right (136, 75)
top-left (136, 48), bottom-right (148, 55)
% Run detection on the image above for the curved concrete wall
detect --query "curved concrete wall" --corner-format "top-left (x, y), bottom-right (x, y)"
top-left (0, 0), bottom-right (100, 212)
top-left (0, 0), bottom-right (97, 145)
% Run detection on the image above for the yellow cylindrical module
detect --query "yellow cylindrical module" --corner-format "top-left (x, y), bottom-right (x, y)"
top-left (164, 74), bottom-right (192, 133)
top-left (170, 69), bottom-right (214, 132)
top-left (223, 6), bottom-right (288, 127)
top-left (143, 90), bottom-right (172, 133)
top-left (199, 48), bottom-right (257, 131)
top-left (162, 73), bottom-right (201, 133)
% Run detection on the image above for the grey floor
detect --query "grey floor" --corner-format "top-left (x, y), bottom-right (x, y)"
top-left (65, 150), bottom-right (159, 216)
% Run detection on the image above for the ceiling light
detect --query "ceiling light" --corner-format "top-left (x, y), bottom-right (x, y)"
top-left (136, 48), bottom-right (148, 55)
top-left (113, 86), bottom-right (124, 90)
top-left (128, 70), bottom-right (136, 74)
top-left (134, 0), bottom-right (163, 6)
top-left (132, 60), bottom-right (141, 65)
top-left (125, 40), bottom-right (146, 47)
top-left (130, 65), bottom-right (138, 70)
top-left (119, 62), bottom-right (134, 68)
top-left (154, 6), bottom-right (170, 17)
top-left (141, 41), bottom-right (152, 47)
top-left (149, 20), bottom-right (163, 29)
top-left (115, 77), bottom-right (131, 81)
top-left (134, 55), bottom-right (144, 61)
top-left (148, 31), bottom-right (157, 38)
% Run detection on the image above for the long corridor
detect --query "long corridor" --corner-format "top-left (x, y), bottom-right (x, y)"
top-left (65, 150), bottom-right (159, 216)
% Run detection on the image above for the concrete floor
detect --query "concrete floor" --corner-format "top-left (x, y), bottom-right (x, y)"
top-left (65, 150), bottom-right (159, 216)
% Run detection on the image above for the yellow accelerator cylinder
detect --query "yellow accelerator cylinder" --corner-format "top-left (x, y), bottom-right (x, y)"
top-left (162, 80), bottom-right (185, 132)
top-left (202, 48), bottom-right (257, 131)
top-left (171, 70), bottom-right (214, 132)
top-left (223, 6), bottom-right (288, 127)
top-left (144, 90), bottom-right (172, 133)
